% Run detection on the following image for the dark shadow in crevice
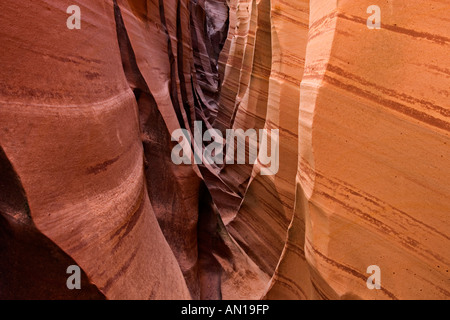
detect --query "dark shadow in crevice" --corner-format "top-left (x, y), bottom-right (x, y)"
top-left (0, 146), bottom-right (105, 300)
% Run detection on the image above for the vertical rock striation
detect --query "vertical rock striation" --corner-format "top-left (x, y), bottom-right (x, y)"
top-left (0, 0), bottom-right (448, 300)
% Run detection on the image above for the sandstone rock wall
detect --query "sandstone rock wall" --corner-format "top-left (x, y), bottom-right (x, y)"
top-left (0, 0), bottom-right (448, 299)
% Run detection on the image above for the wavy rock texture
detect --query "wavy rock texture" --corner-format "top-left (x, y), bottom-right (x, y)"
top-left (293, 0), bottom-right (450, 300)
top-left (0, 0), bottom-right (449, 300)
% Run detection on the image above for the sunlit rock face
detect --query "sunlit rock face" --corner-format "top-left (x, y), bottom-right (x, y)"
top-left (0, 0), bottom-right (448, 300)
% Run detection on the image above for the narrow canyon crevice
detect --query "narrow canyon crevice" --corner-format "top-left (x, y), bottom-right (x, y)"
top-left (0, 0), bottom-right (448, 300)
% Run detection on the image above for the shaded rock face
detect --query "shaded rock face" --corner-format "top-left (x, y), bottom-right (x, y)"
top-left (0, 146), bottom-right (105, 300)
top-left (0, 0), bottom-right (449, 300)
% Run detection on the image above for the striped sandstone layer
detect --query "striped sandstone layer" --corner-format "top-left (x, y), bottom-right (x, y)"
top-left (0, 0), bottom-right (448, 300)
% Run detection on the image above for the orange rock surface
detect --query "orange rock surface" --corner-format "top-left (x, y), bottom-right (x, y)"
top-left (0, 0), bottom-right (448, 299)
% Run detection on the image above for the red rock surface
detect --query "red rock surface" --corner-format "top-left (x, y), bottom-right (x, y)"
top-left (0, 0), bottom-right (449, 299)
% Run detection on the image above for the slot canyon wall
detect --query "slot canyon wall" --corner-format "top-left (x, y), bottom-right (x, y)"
top-left (0, 0), bottom-right (448, 299)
